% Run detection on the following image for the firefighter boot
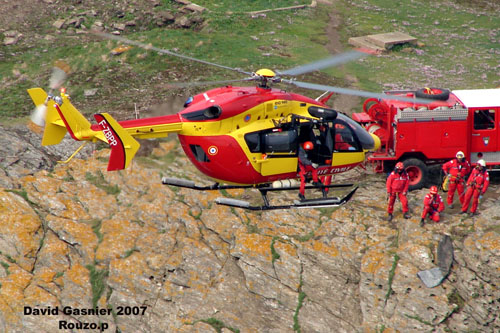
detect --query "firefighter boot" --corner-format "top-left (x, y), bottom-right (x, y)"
top-left (298, 193), bottom-right (305, 201)
top-left (387, 214), bottom-right (393, 222)
top-left (404, 212), bottom-right (411, 219)
top-left (420, 218), bottom-right (425, 227)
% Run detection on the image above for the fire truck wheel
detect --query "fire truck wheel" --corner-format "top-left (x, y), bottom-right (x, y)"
top-left (403, 158), bottom-right (428, 190)
top-left (415, 87), bottom-right (450, 101)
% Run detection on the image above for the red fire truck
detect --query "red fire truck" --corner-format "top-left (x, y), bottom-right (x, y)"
top-left (353, 88), bottom-right (500, 190)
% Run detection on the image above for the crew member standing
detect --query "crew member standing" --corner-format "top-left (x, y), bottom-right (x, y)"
top-left (461, 159), bottom-right (489, 216)
top-left (298, 141), bottom-right (321, 200)
top-left (420, 186), bottom-right (444, 226)
top-left (442, 151), bottom-right (470, 208)
top-left (386, 162), bottom-right (411, 221)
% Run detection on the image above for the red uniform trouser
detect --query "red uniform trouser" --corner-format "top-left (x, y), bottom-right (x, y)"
top-left (299, 164), bottom-right (319, 196)
top-left (461, 186), bottom-right (481, 213)
top-left (447, 180), bottom-right (465, 205)
top-left (387, 192), bottom-right (408, 214)
top-left (321, 175), bottom-right (332, 193)
top-left (421, 208), bottom-right (440, 222)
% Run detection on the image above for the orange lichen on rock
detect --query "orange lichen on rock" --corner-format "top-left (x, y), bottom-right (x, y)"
top-left (475, 231), bottom-right (500, 251)
top-left (46, 215), bottom-right (98, 262)
top-left (307, 239), bottom-right (340, 257)
top-left (361, 249), bottom-right (389, 275)
top-left (0, 190), bottom-right (42, 271)
top-left (235, 232), bottom-right (272, 260)
top-left (95, 219), bottom-right (142, 261)
top-left (65, 263), bottom-right (90, 288)
top-left (0, 265), bottom-right (33, 322)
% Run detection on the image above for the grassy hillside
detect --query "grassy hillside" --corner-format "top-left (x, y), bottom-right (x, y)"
top-left (335, 0), bottom-right (500, 92)
top-left (0, 0), bottom-right (498, 123)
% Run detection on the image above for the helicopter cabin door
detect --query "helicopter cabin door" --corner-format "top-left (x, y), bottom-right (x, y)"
top-left (245, 129), bottom-right (298, 176)
top-left (330, 121), bottom-right (365, 167)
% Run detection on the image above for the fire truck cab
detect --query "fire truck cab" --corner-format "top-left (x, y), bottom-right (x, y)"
top-left (354, 88), bottom-right (500, 190)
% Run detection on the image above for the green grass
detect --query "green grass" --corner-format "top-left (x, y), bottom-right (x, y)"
top-left (1, 261), bottom-right (10, 275)
top-left (86, 264), bottom-right (109, 309)
top-left (85, 171), bottom-right (121, 196)
top-left (384, 253), bottom-right (399, 303)
top-left (404, 313), bottom-right (433, 326)
top-left (2, 0), bottom-right (498, 124)
top-left (90, 219), bottom-right (104, 244)
top-left (293, 273), bottom-right (306, 333)
top-left (1, 1), bottom-right (329, 122)
top-left (270, 236), bottom-right (281, 264)
top-left (334, 0), bottom-right (499, 91)
top-left (189, 317), bottom-right (240, 333)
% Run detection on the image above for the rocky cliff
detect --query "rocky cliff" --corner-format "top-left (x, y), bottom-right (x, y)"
top-left (0, 126), bottom-right (498, 332)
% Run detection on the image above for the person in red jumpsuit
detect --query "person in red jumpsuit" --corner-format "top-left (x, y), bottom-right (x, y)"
top-left (298, 141), bottom-right (321, 200)
top-left (386, 162), bottom-right (410, 221)
top-left (461, 159), bottom-right (489, 216)
top-left (442, 151), bottom-right (471, 208)
top-left (420, 185), bottom-right (444, 226)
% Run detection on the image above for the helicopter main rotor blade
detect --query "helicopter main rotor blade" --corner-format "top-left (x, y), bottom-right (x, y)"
top-left (278, 50), bottom-right (368, 76)
top-left (168, 77), bottom-right (256, 88)
top-left (92, 31), bottom-right (253, 76)
top-left (284, 79), bottom-right (434, 104)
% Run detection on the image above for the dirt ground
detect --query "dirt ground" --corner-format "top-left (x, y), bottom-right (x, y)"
top-left (323, 1), bottom-right (363, 114)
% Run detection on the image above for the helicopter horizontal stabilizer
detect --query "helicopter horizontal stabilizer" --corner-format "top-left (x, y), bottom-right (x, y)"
top-left (94, 113), bottom-right (140, 171)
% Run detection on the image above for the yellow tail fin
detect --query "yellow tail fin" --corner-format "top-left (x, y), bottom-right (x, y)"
top-left (94, 113), bottom-right (140, 171)
top-left (27, 88), bottom-right (98, 145)
top-left (27, 88), bottom-right (67, 145)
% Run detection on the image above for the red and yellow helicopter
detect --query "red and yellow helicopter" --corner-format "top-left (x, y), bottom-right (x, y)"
top-left (27, 33), bottom-right (428, 210)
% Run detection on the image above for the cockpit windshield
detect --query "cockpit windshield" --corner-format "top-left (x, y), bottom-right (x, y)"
top-left (335, 113), bottom-right (375, 150)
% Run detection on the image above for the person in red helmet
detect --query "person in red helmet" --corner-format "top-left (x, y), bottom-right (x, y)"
top-left (442, 151), bottom-right (471, 208)
top-left (420, 185), bottom-right (444, 226)
top-left (298, 141), bottom-right (321, 200)
top-left (461, 159), bottom-right (489, 216)
top-left (386, 162), bottom-right (410, 221)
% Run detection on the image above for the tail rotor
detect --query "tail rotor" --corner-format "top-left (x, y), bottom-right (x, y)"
top-left (30, 61), bottom-right (70, 126)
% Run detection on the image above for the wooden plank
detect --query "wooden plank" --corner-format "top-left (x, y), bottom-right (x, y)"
top-left (365, 32), bottom-right (417, 49)
top-left (348, 36), bottom-right (385, 53)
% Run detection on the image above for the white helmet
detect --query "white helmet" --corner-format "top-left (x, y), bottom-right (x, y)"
top-left (456, 151), bottom-right (464, 158)
top-left (477, 159), bottom-right (486, 167)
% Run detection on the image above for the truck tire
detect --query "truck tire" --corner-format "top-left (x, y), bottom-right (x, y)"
top-left (415, 87), bottom-right (450, 101)
top-left (403, 158), bottom-right (428, 190)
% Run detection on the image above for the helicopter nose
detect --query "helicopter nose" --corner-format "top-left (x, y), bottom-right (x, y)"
top-left (369, 132), bottom-right (381, 151)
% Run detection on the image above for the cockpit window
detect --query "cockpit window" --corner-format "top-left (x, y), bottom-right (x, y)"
top-left (333, 122), bottom-right (360, 151)
top-left (182, 106), bottom-right (222, 121)
top-left (336, 113), bottom-right (375, 150)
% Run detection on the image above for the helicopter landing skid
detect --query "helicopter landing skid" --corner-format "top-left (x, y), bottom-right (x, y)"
top-left (161, 177), bottom-right (254, 190)
top-left (162, 176), bottom-right (357, 210)
top-left (215, 186), bottom-right (358, 211)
